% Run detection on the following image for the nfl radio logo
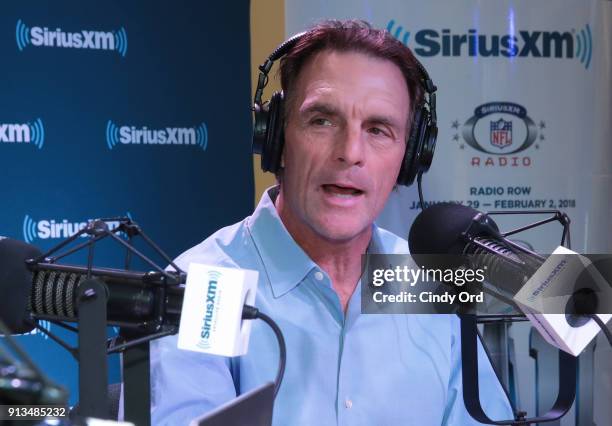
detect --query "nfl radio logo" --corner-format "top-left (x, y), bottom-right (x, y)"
top-left (490, 118), bottom-right (512, 149)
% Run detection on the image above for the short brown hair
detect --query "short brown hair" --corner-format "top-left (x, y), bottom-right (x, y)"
top-left (279, 19), bottom-right (425, 135)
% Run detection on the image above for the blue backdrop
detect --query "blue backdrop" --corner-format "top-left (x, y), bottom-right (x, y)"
top-left (1, 0), bottom-right (253, 404)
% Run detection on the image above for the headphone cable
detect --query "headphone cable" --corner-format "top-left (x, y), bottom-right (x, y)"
top-left (417, 171), bottom-right (426, 210)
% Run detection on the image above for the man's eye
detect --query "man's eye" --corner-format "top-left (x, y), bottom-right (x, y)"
top-left (311, 118), bottom-right (332, 126)
top-left (368, 127), bottom-right (387, 137)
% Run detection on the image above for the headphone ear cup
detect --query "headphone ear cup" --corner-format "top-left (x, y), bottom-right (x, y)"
top-left (419, 122), bottom-right (437, 174)
top-left (398, 106), bottom-right (425, 186)
top-left (252, 102), bottom-right (268, 156)
top-left (261, 91), bottom-right (285, 173)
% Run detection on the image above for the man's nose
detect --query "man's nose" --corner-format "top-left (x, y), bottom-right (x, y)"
top-left (334, 124), bottom-right (365, 167)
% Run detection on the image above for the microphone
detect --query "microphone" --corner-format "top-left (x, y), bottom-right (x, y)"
top-left (0, 238), bottom-right (43, 333)
top-left (408, 202), bottom-right (544, 296)
top-left (0, 237), bottom-right (261, 357)
top-left (408, 203), bottom-right (612, 356)
top-left (0, 237), bottom-right (183, 334)
top-left (1, 236), bottom-right (285, 395)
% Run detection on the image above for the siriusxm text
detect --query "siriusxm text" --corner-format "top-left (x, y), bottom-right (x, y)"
top-left (201, 280), bottom-right (218, 340)
top-left (119, 126), bottom-right (197, 145)
top-left (528, 259), bottom-right (568, 302)
top-left (0, 124), bottom-right (31, 143)
top-left (37, 219), bottom-right (121, 239)
top-left (413, 29), bottom-right (574, 58)
top-left (30, 27), bottom-right (115, 50)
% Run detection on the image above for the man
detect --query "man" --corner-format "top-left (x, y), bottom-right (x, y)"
top-left (151, 20), bottom-right (513, 425)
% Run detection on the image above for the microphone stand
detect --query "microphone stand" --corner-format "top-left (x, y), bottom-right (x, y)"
top-left (76, 276), bottom-right (110, 419)
top-left (26, 217), bottom-right (186, 425)
top-left (24, 219), bottom-right (289, 426)
top-left (460, 314), bottom-right (576, 425)
top-left (458, 210), bottom-right (577, 425)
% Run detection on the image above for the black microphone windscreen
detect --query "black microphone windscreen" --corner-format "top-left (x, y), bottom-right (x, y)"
top-left (408, 202), bottom-right (485, 254)
top-left (0, 238), bottom-right (41, 334)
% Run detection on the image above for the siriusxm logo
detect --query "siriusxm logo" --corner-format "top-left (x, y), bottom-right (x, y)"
top-left (527, 259), bottom-right (568, 302)
top-left (0, 119), bottom-right (44, 149)
top-left (106, 120), bottom-right (208, 151)
top-left (197, 271), bottom-right (221, 350)
top-left (23, 214), bottom-right (130, 243)
top-left (16, 19), bottom-right (127, 57)
top-left (452, 101), bottom-right (546, 168)
top-left (462, 102), bottom-right (539, 155)
top-left (387, 20), bottom-right (593, 69)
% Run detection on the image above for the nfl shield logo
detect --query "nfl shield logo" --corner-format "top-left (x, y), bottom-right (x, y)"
top-left (490, 118), bottom-right (513, 149)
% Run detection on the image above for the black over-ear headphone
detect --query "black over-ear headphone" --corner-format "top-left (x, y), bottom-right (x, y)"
top-left (252, 32), bottom-right (438, 186)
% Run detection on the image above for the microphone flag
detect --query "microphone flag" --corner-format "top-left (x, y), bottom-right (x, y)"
top-left (514, 245), bottom-right (612, 356)
top-left (178, 263), bottom-right (258, 357)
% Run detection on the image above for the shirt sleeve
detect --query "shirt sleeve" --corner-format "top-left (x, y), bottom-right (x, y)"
top-left (442, 316), bottom-right (515, 425)
top-left (150, 333), bottom-right (238, 425)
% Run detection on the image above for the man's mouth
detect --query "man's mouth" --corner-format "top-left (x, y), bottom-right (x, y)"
top-left (321, 184), bottom-right (364, 198)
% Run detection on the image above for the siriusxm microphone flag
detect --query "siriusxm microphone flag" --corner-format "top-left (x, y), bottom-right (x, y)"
top-left (0, 0), bottom-right (252, 404)
top-left (178, 264), bottom-right (258, 357)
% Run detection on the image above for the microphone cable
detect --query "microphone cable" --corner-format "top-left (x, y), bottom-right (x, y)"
top-left (590, 315), bottom-right (612, 347)
top-left (242, 306), bottom-right (286, 398)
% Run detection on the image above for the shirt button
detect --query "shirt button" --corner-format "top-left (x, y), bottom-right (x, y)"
top-left (345, 398), bottom-right (353, 409)
top-left (314, 271), bottom-right (324, 281)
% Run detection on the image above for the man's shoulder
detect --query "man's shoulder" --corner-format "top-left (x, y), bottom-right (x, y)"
top-left (172, 218), bottom-right (253, 271)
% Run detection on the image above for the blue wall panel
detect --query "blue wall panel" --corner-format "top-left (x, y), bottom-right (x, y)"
top-left (1, 0), bottom-right (253, 404)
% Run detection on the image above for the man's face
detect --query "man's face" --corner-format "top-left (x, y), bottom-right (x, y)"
top-left (279, 50), bottom-right (410, 243)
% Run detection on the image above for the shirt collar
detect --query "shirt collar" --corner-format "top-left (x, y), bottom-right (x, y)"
top-left (246, 186), bottom-right (389, 298)
top-left (368, 223), bottom-right (387, 254)
top-left (246, 186), bottom-right (317, 298)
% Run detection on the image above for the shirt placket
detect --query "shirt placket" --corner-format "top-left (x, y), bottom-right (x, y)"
top-left (336, 282), bottom-right (363, 426)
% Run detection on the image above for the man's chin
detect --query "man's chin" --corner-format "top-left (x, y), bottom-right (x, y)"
top-left (311, 221), bottom-right (372, 244)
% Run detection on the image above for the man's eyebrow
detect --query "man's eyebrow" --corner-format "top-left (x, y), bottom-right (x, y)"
top-left (366, 115), bottom-right (403, 130)
top-left (299, 102), bottom-right (340, 117)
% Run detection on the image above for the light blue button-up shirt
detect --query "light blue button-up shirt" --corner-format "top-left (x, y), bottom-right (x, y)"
top-left (150, 187), bottom-right (514, 425)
